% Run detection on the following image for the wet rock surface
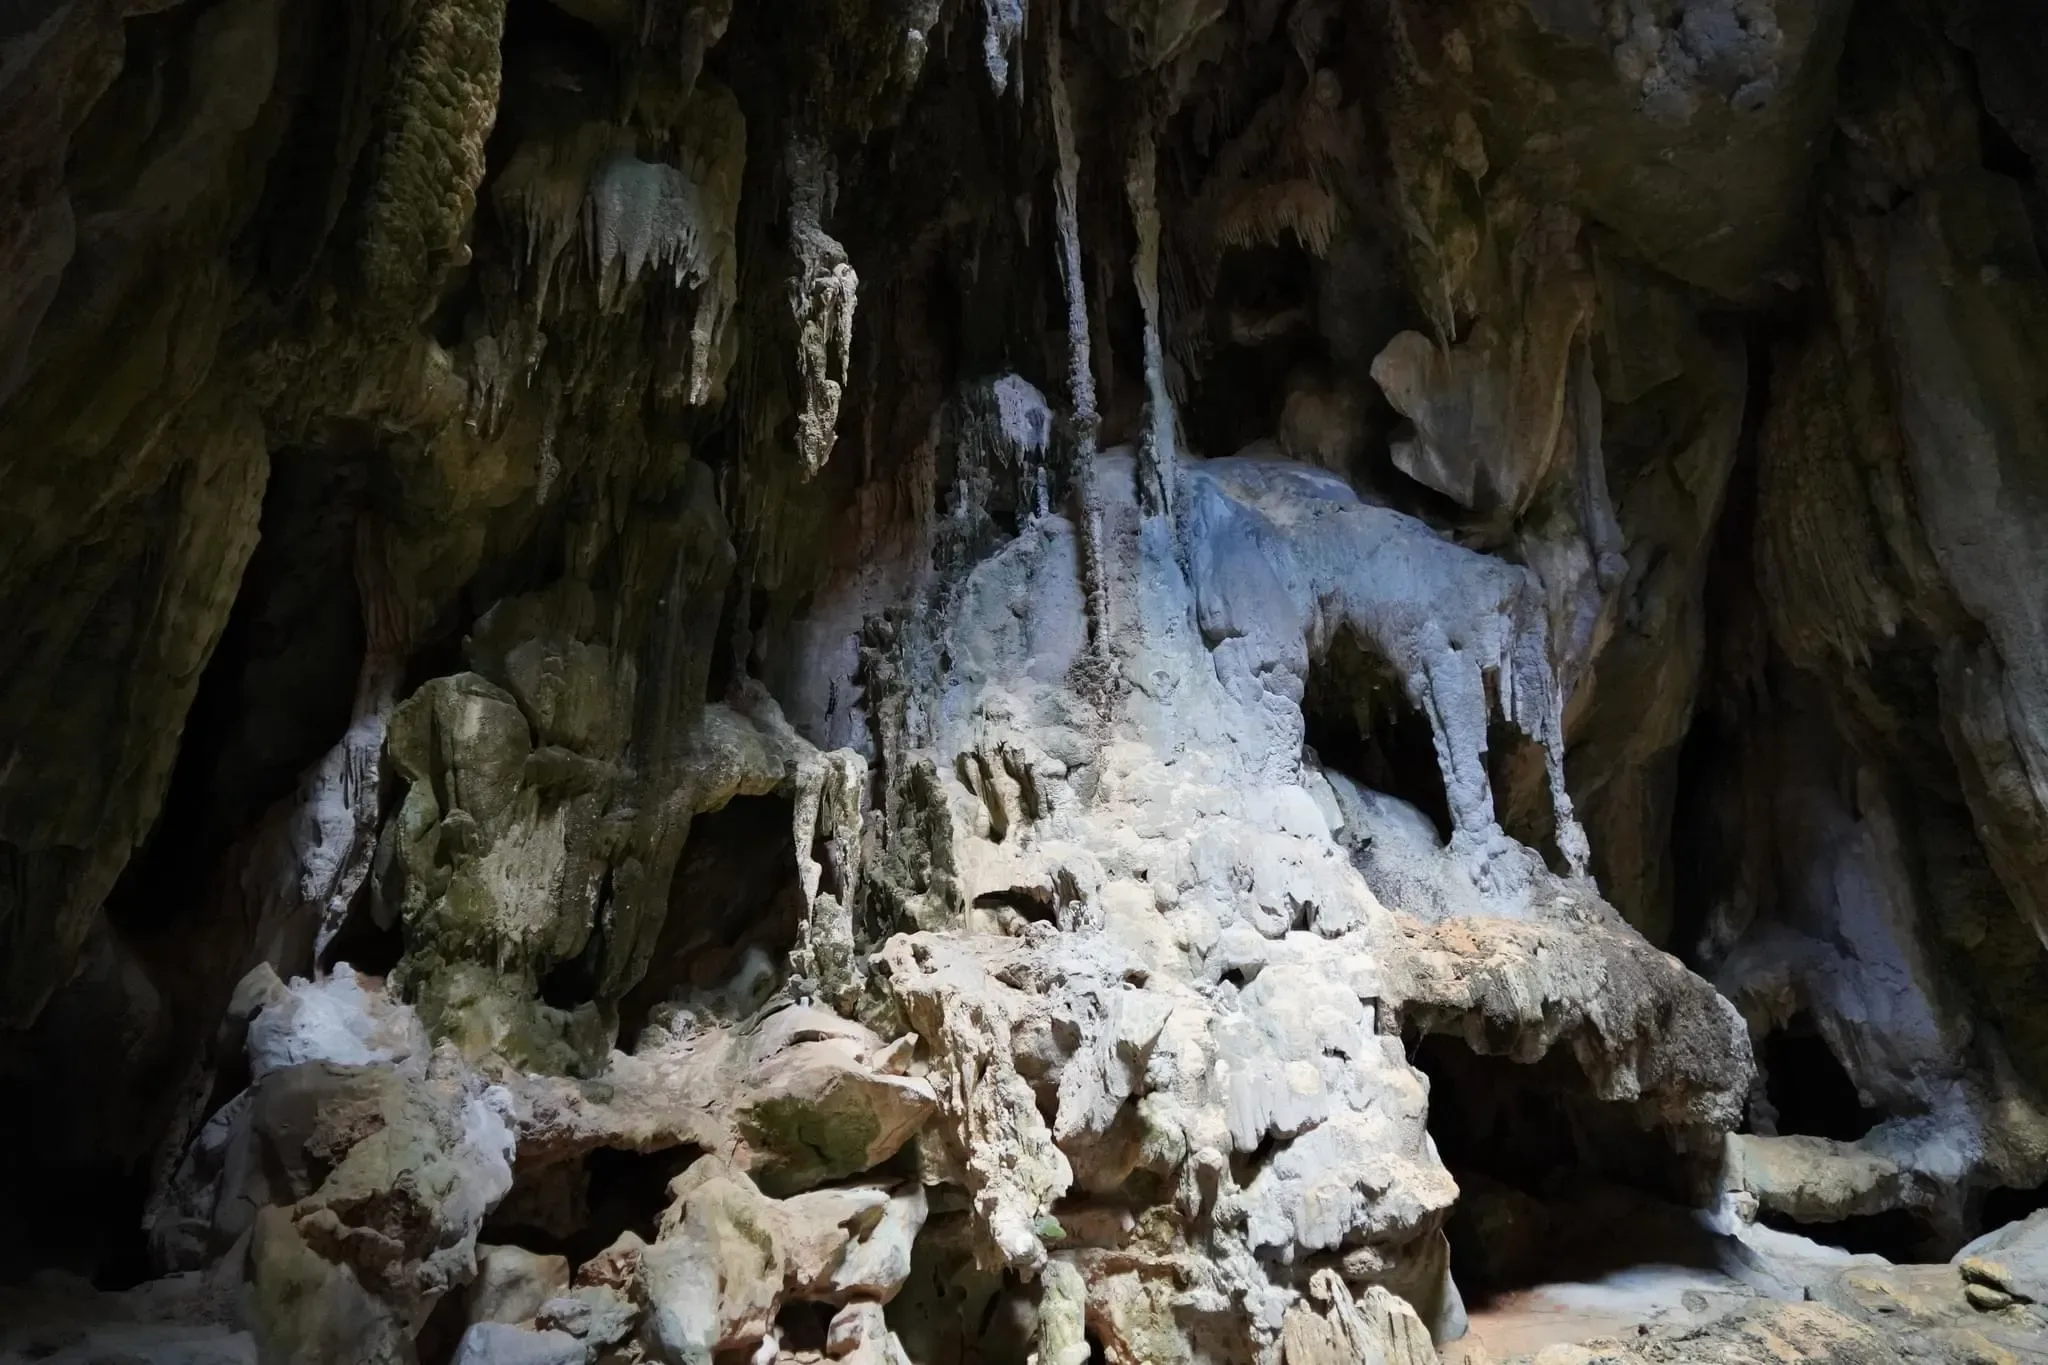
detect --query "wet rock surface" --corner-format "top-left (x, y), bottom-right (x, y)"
top-left (5, 2), bottom-right (2048, 1363)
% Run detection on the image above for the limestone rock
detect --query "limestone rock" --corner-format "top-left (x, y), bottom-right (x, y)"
top-left (449, 1323), bottom-right (587, 1365)
top-left (824, 1301), bottom-right (914, 1365)
top-left (511, 1001), bottom-right (934, 1195)
top-left (1281, 1271), bottom-right (1439, 1365)
top-left (470, 1244), bottom-right (572, 1326)
top-left (536, 1286), bottom-right (641, 1350)
top-left (13, 8), bottom-right (2048, 1365)
top-left (636, 1156), bottom-right (925, 1364)
top-left (1956, 1210), bottom-right (2048, 1305)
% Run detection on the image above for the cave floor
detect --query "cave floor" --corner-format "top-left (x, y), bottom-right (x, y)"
top-left (1448, 1263), bottom-right (1760, 1361)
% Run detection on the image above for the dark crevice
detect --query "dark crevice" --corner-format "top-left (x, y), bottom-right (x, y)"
top-left (1664, 329), bottom-right (1774, 974)
top-left (1416, 1033), bottom-right (1711, 1299)
top-left (1304, 626), bottom-right (1453, 842)
top-left (1754, 1013), bottom-right (1880, 1143)
top-left (1231, 1132), bottom-right (1281, 1191)
top-left (317, 880), bottom-right (404, 978)
top-left (483, 1144), bottom-right (705, 1270)
top-left (107, 441), bottom-right (373, 940)
top-left (539, 931), bottom-right (604, 1011)
top-left (618, 795), bottom-right (801, 1050)
top-left (1487, 718), bottom-right (1565, 874)
top-left (774, 1301), bottom-right (835, 1353)
top-left (1978, 1180), bottom-right (2048, 1235)
top-left (1758, 1206), bottom-right (1942, 1263)
top-left (1974, 90), bottom-right (2039, 185)
top-left (415, 1289), bottom-right (472, 1365)
top-left (973, 886), bottom-right (1059, 923)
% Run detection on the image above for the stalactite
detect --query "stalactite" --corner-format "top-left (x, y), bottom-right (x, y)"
top-left (22, 3), bottom-right (2048, 1360)
top-left (982, 0), bottom-right (1026, 95)
top-left (492, 124), bottom-right (618, 342)
top-left (676, 0), bottom-right (734, 100)
top-left (1045, 15), bottom-right (1111, 657)
top-left (490, 85), bottom-right (743, 409)
top-left (787, 134), bottom-right (859, 479)
top-left (1125, 123), bottom-right (1178, 521)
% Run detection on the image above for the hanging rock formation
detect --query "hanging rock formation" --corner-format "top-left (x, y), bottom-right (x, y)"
top-left (5, 3), bottom-right (2048, 1365)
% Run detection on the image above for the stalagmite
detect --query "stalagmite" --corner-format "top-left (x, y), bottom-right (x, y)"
top-left (792, 746), bottom-right (869, 1009)
top-left (1033, 1258), bottom-right (1091, 1365)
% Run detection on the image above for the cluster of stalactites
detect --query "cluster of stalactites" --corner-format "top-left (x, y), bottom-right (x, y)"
top-left (954, 374), bottom-right (1057, 536)
top-left (786, 135), bottom-right (859, 480)
top-left (486, 81), bottom-right (745, 411)
top-left (982, 0), bottom-right (1027, 94)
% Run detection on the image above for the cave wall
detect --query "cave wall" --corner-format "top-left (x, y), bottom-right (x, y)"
top-left (5, 1), bottom-right (2048, 1362)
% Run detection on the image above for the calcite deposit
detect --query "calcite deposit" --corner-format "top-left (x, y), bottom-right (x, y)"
top-left (5, 2), bottom-right (2048, 1364)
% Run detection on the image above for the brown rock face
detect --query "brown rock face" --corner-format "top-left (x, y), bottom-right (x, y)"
top-left (6, 3), bottom-right (2048, 1364)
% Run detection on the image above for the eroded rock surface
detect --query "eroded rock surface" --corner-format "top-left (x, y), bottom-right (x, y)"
top-left (6, 3), bottom-right (2048, 1365)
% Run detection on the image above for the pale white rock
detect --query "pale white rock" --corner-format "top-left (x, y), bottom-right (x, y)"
top-left (449, 1323), bottom-right (586, 1365)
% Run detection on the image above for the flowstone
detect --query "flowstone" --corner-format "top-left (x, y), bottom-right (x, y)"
top-left (837, 441), bottom-right (1749, 1362)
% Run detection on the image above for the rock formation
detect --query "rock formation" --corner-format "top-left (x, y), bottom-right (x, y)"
top-left (4, 2), bottom-right (2048, 1363)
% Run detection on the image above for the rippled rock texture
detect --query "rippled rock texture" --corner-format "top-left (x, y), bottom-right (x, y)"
top-left (5, 2), bottom-right (2048, 1363)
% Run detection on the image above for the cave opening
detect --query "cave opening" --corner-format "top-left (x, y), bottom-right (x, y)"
top-left (316, 887), bottom-right (405, 979)
top-left (1413, 1032), bottom-right (1716, 1300)
top-left (1304, 627), bottom-right (1453, 842)
top-left (484, 1143), bottom-right (705, 1270)
top-left (106, 441), bottom-right (370, 942)
top-left (1979, 1180), bottom-right (2048, 1234)
top-left (0, 439), bottom-right (382, 1294)
top-left (1757, 1207), bottom-right (1944, 1264)
top-left (772, 1301), bottom-right (835, 1355)
top-left (1485, 717), bottom-right (1566, 875)
top-left (1178, 241), bottom-right (1323, 464)
top-left (618, 794), bottom-right (803, 1050)
top-left (973, 886), bottom-right (1061, 924)
top-left (1753, 1014), bottom-right (1880, 1143)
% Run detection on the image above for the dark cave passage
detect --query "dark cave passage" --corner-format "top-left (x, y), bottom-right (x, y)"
top-left (0, 1144), bottom-right (152, 1290)
top-left (774, 1301), bottom-right (837, 1355)
top-left (483, 1143), bottom-right (705, 1270)
top-left (1752, 1013), bottom-right (1881, 1143)
top-left (1414, 1033), bottom-right (1717, 1298)
top-left (1980, 1180), bottom-right (2048, 1233)
top-left (1304, 627), bottom-right (1453, 842)
top-left (1756, 1205), bottom-right (1946, 1264)
top-left (617, 794), bottom-right (803, 1049)
top-left (0, 439), bottom-right (381, 1294)
top-left (1486, 718), bottom-right (1566, 875)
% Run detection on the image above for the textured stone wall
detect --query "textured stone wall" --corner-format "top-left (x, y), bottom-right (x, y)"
top-left (4, 2), bottom-right (2048, 1362)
